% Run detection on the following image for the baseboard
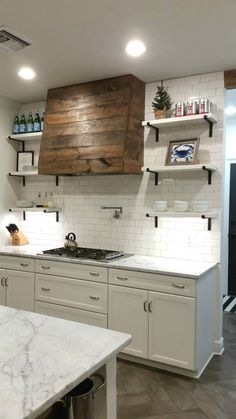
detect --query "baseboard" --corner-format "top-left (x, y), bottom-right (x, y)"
top-left (213, 337), bottom-right (224, 355)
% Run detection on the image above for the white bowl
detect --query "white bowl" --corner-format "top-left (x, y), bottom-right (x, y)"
top-left (153, 200), bottom-right (167, 211)
top-left (173, 200), bottom-right (189, 212)
top-left (16, 200), bottom-right (34, 208)
top-left (192, 201), bottom-right (209, 212)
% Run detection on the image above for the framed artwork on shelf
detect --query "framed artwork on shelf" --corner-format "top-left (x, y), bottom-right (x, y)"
top-left (16, 151), bottom-right (34, 172)
top-left (165, 138), bottom-right (200, 166)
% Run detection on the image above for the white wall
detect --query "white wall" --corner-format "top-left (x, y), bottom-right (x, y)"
top-left (16, 72), bottom-right (224, 263)
top-left (0, 97), bottom-right (20, 244)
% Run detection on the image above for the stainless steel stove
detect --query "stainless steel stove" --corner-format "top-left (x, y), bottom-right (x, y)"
top-left (41, 247), bottom-right (124, 262)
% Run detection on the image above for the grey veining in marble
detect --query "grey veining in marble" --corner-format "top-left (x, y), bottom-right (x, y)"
top-left (0, 305), bottom-right (131, 419)
top-left (0, 245), bottom-right (217, 278)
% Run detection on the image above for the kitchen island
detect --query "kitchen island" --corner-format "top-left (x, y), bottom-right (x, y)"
top-left (0, 305), bottom-right (131, 419)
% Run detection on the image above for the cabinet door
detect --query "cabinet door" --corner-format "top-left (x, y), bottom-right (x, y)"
top-left (148, 291), bottom-right (196, 370)
top-left (108, 285), bottom-right (148, 358)
top-left (6, 270), bottom-right (34, 312)
top-left (35, 301), bottom-right (107, 328)
top-left (0, 268), bottom-right (6, 306)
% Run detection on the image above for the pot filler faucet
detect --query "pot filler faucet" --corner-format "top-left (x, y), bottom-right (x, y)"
top-left (101, 206), bottom-right (123, 219)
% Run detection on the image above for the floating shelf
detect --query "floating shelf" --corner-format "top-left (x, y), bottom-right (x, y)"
top-left (8, 171), bottom-right (59, 187)
top-left (9, 207), bottom-right (60, 222)
top-left (142, 113), bottom-right (217, 140)
top-left (146, 211), bottom-right (217, 230)
top-left (144, 164), bottom-right (217, 185)
top-left (8, 132), bottom-right (42, 142)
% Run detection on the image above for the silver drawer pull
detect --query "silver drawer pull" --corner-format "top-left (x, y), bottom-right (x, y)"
top-left (89, 272), bottom-right (100, 276)
top-left (89, 296), bottom-right (100, 300)
top-left (148, 301), bottom-right (152, 313)
top-left (20, 263), bottom-right (29, 267)
top-left (1, 277), bottom-right (4, 286)
top-left (172, 283), bottom-right (185, 289)
top-left (41, 266), bottom-right (51, 270)
top-left (5, 277), bottom-right (8, 287)
top-left (41, 287), bottom-right (50, 292)
top-left (117, 276), bottom-right (128, 281)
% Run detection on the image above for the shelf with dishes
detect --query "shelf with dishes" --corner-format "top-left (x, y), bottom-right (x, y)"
top-left (9, 207), bottom-right (60, 222)
top-left (142, 113), bottom-right (217, 141)
top-left (144, 164), bottom-right (217, 185)
top-left (146, 211), bottom-right (217, 231)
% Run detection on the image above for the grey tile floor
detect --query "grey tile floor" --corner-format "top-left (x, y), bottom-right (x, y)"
top-left (117, 312), bottom-right (236, 419)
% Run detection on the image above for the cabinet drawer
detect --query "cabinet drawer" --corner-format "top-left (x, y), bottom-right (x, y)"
top-left (0, 255), bottom-right (34, 272)
top-left (109, 268), bottom-right (196, 297)
top-left (35, 274), bottom-right (107, 314)
top-left (35, 301), bottom-right (107, 328)
top-left (36, 259), bottom-right (108, 283)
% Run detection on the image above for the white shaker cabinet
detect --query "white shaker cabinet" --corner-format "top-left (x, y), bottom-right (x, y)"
top-left (109, 285), bottom-right (148, 358)
top-left (0, 256), bottom-right (35, 312)
top-left (148, 291), bottom-right (195, 370)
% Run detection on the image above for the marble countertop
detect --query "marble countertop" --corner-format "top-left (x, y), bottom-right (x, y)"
top-left (0, 245), bottom-right (217, 278)
top-left (0, 305), bottom-right (131, 419)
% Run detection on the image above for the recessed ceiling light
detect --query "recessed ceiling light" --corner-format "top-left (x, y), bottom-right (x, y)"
top-left (18, 67), bottom-right (36, 80)
top-left (125, 40), bottom-right (146, 57)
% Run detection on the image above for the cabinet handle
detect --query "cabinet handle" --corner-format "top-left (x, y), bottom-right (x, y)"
top-left (117, 276), bottom-right (128, 281)
top-left (5, 277), bottom-right (8, 287)
top-left (41, 287), bottom-right (50, 292)
top-left (1, 277), bottom-right (4, 286)
top-left (20, 263), bottom-right (29, 267)
top-left (172, 283), bottom-right (185, 289)
top-left (89, 296), bottom-right (100, 300)
top-left (143, 300), bottom-right (148, 312)
top-left (148, 301), bottom-right (152, 313)
top-left (41, 266), bottom-right (51, 270)
top-left (89, 272), bottom-right (100, 276)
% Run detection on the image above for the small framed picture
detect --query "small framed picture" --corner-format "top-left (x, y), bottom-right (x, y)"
top-left (17, 151), bottom-right (34, 172)
top-left (165, 138), bottom-right (200, 166)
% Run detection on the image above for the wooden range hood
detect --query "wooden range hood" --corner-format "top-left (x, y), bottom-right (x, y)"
top-left (38, 74), bottom-right (145, 175)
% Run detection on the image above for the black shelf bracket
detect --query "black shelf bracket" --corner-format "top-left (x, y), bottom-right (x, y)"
top-left (9, 173), bottom-right (26, 187)
top-left (203, 115), bottom-right (213, 137)
top-left (147, 122), bottom-right (159, 142)
top-left (201, 215), bottom-right (212, 231)
top-left (8, 136), bottom-right (25, 151)
top-left (146, 168), bottom-right (159, 185)
top-left (56, 176), bottom-right (59, 186)
top-left (146, 213), bottom-right (158, 228)
top-left (202, 166), bottom-right (213, 185)
top-left (44, 210), bottom-right (59, 222)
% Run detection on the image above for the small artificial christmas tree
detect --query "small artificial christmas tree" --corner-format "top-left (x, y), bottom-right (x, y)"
top-left (152, 81), bottom-right (172, 119)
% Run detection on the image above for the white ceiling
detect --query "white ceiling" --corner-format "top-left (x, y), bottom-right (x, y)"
top-left (0, 0), bottom-right (235, 102)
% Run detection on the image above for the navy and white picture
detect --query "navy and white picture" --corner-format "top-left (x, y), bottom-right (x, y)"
top-left (165, 138), bottom-right (200, 165)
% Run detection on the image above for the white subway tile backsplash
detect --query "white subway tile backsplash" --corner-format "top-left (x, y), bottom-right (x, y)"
top-left (17, 72), bottom-right (223, 262)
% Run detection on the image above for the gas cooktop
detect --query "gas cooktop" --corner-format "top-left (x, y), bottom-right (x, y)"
top-left (41, 247), bottom-right (124, 262)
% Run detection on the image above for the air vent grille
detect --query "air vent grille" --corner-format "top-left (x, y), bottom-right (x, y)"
top-left (0, 26), bottom-right (33, 52)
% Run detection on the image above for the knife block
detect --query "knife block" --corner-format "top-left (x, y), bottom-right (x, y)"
top-left (10, 230), bottom-right (28, 246)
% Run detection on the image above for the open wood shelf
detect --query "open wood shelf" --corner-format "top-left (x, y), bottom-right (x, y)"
top-left (8, 132), bottom-right (42, 142)
top-left (9, 207), bottom-right (60, 222)
top-left (142, 113), bottom-right (217, 140)
top-left (144, 164), bottom-right (216, 185)
top-left (146, 211), bottom-right (217, 230)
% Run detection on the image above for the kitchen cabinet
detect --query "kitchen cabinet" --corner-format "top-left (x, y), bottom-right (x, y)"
top-left (0, 256), bottom-right (35, 311)
top-left (109, 267), bottom-right (215, 375)
top-left (35, 259), bottom-right (108, 328)
top-left (109, 285), bottom-right (195, 370)
top-left (109, 285), bottom-right (148, 358)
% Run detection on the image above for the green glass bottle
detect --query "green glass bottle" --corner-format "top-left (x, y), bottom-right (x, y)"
top-left (33, 111), bottom-right (41, 132)
top-left (26, 112), bottom-right (34, 132)
top-left (41, 112), bottom-right (45, 131)
top-left (19, 113), bottom-right (27, 133)
top-left (12, 114), bottom-right (20, 134)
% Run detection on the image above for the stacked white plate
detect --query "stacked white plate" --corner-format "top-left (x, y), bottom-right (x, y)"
top-left (16, 200), bottom-right (34, 208)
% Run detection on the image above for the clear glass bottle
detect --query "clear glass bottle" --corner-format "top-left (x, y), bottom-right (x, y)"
top-left (41, 112), bottom-right (45, 131)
